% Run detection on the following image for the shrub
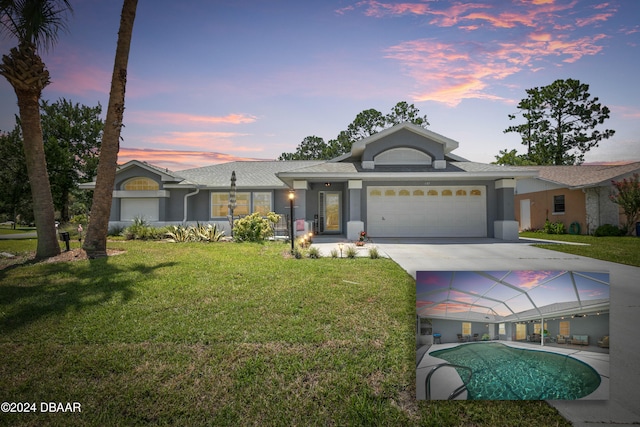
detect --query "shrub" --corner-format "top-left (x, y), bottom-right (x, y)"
top-left (70, 214), bottom-right (89, 225)
top-left (368, 246), bottom-right (380, 259)
top-left (307, 246), bottom-right (321, 259)
top-left (194, 222), bottom-right (225, 242)
top-left (166, 223), bottom-right (226, 243)
top-left (165, 224), bottom-right (193, 242)
top-left (122, 216), bottom-right (165, 240)
top-left (594, 224), bottom-right (624, 237)
top-left (345, 245), bottom-right (358, 259)
top-left (544, 220), bottom-right (566, 235)
top-left (330, 249), bottom-right (338, 258)
top-left (233, 212), bottom-right (280, 242)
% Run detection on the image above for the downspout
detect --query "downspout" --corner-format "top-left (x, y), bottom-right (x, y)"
top-left (183, 186), bottom-right (200, 223)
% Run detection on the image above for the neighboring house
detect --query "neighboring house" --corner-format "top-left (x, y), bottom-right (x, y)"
top-left (81, 123), bottom-right (537, 240)
top-left (514, 162), bottom-right (640, 235)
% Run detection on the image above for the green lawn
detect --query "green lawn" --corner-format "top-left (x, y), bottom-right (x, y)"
top-left (520, 232), bottom-right (640, 267)
top-left (0, 227), bottom-right (35, 235)
top-left (0, 239), bottom-right (570, 426)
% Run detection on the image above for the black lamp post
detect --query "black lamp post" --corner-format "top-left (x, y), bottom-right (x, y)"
top-left (229, 171), bottom-right (237, 237)
top-left (289, 190), bottom-right (295, 253)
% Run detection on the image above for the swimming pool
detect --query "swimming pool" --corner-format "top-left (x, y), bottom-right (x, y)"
top-left (429, 342), bottom-right (601, 400)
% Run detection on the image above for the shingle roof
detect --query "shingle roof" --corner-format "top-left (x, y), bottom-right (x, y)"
top-left (177, 161), bottom-right (325, 188)
top-left (519, 162), bottom-right (640, 188)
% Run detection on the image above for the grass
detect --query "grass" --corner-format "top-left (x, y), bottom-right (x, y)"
top-left (0, 227), bottom-right (35, 235)
top-left (0, 239), bottom-right (571, 426)
top-left (520, 231), bottom-right (640, 267)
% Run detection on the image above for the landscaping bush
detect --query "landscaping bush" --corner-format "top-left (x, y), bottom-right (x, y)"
top-left (165, 223), bottom-right (226, 243)
top-left (122, 216), bottom-right (166, 240)
top-left (594, 224), bottom-right (625, 237)
top-left (368, 246), bottom-right (380, 259)
top-left (232, 212), bottom-right (280, 242)
top-left (345, 245), bottom-right (358, 259)
top-left (544, 220), bottom-right (566, 235)
top-left (307, 246), bottom-right (321, 259)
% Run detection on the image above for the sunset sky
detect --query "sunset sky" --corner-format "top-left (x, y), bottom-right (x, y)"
top-left (1, 0), bottom-right (639, 171)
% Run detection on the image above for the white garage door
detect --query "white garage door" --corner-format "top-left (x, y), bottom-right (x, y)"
top-left (121, 198), bottom-right (159, 222)
top-left (366, 186), bottom-right (486, 237)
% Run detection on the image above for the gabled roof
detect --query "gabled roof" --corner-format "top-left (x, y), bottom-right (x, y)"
top-left (332, 122), bottom-right (460, 162)
top-left (519, 162), bottom-right (640, 188)
top-left (119, 160), bottom-right (185, 182)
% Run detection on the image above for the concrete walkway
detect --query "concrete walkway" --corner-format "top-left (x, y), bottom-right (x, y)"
top-left (310, 236), bottom-right (640, 426)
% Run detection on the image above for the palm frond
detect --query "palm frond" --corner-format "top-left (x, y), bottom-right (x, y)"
top-left (1, 0), bottom-right (73, 52)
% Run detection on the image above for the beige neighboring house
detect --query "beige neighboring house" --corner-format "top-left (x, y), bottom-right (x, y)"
top-left (514, 162), bottom-right (640, 235)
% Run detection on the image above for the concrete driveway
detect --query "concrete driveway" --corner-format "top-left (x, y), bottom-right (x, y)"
top-left (312, 237), bottom-right (640, 426)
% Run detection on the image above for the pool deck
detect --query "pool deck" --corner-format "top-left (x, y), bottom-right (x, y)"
top-left (416, 341), bottom-right (609, 400)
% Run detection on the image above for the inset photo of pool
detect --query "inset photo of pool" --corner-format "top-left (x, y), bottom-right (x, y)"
top-left (415, 270), bottom-right (609, 400)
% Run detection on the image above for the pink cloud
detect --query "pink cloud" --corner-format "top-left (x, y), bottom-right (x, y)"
top-left (140, 131), bottom-right (261, 153)
top-left (342, 1), bottom-right (580, 30)
top-left (348, 0), bottom-right (614, 106)
top-left (118, 147), bottom-right (268, 171)
top-left (129, 111), bottom-right (258, 126)
top-left (385, 30), bottom-right (607, 106)
top-left (576, 13), bottom-right (613, 27)
top-left (509, 271), bottom-right (564, 290)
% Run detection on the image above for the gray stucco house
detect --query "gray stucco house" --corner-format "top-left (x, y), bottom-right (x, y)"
top-left (81, 123), bottom-right (537, 240)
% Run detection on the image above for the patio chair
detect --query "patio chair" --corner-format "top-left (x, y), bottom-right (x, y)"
top-left (457, 334), bottom-right (466, 343)
top-left (472, 333), bottom-right (479, 341)
top-left (556, 334), bottom-right (566, 344)
top-left (598, 336), bottom-right (609, 348)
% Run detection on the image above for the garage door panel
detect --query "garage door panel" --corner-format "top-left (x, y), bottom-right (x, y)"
top-left (121, 198), bottom-right (159, 221)
top-left (367, 186), bottom-right (486, 238)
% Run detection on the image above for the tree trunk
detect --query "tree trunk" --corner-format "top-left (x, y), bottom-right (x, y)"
top-left (83, 0), bottom-right (138, 258)
top-left (16, 90), bottom-right (60, 257)
top-left (1, 43), bottom-right (60, 258)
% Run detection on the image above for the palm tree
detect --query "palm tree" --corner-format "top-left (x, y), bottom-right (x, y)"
top-left (0, 0), bottom-right (73, 258)
top-left (83, 0), bottom-right (138, 258)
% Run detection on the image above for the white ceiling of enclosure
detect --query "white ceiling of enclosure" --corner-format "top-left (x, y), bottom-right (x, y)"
top-left (416, 271), bottom-right (609, 323)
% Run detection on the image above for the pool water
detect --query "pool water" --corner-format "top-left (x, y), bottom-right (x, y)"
top-left (430, 343), bottom-right (601, 400)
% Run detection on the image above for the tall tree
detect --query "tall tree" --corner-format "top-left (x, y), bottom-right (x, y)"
top-left (83, 0), bottom-right (138, 258)
top-left (0, 123), bottom-right (32, 227)
top-left (504, 78), bottom-right (615, 165)
top-left (0, 0), bottom-right (72, 258)
top-left (278, 136), bottom-right (328, 160)
top-left (40, 98), bottom-right (103, 222)
top-left (492, 149), bottom-right (538, 166)
top-left (278, 101), bottom-right (430, 160)
top-left (385, 101), bottom-right (430, 128)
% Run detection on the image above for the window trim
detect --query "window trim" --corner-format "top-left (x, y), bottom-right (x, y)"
top-left (210, 191), bottom-right (272, 218)
top-left (553, 194), bottom-right (566, 214)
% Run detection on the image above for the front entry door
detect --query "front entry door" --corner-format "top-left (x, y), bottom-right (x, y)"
top-left (319, 191), bottom-right (341, 234)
